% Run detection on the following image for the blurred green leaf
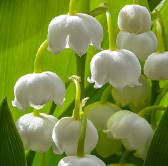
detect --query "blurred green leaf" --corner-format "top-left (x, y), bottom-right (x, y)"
top-left (144, 109), bottom-right (168, 166)
top-left (0, 98), bottom-right (26, 166)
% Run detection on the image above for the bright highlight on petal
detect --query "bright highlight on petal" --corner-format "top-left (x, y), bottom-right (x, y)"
top-left (118, 5), bottom-right (151, 34)
top-left (144, 52), bottom-right (168, 80)
top-left (89, 49), bottom-right (141, 89)
top-left (12, 71), bottom-right (65, 110)
top-left (107, 110), bottom-right (153, 159)
top-left (16, 113), bottom-right (58, 152)
top-left (58, 155), bottom-right (106, 166)
top-left (48, 13), bottom-right (103, 56)
top-left (52, 117), bottom-right (98, 155)
top-left (116, 31), bottom-right (158, 61)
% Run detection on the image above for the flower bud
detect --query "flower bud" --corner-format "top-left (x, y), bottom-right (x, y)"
top-left (52, 117), bottom-right (98, 155)
top-left (88, 49), bottom-right (141, 89)
top-left (112, 76), bottom-right (150, 107)
top-left (48, 13), bottom-right (103, 56)
top-left (144, 52), bottom-right (168, 80)
top-left (116, 31), bottom-right (158, 61)
top-left (58, 155), bottom-right (106, 166)
top-left (16, 113), bottom-right (58, 152)
top-left (118, 5), bottom-right (151, 34)
top-left (85, 102), bottom-right (121, 130)
top-left (12, 72), bottom-right (65, 110)
top-left (107, 110), bottom-right (153, 159)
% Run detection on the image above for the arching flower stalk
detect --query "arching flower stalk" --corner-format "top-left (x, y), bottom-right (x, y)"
top-left (88, 9), bottom-right (141, 89)
top-left (52, 76), bottom-right (98, 155)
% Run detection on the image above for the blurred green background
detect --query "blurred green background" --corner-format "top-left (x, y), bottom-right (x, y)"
top-left (1, 0), bottom-right (168, 165)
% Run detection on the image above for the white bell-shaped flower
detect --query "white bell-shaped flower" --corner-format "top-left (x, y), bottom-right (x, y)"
top-left (58, 155), bottom-right (106, 166)
top-left (48, 13), bottom-right (103, 56)
top-left (85, 102), bottom-right (121, 130)
top-left (88, 49), bottom-right (141, 89)
top-left (116, 31), bottom-right (158, 61)
top-left (52, 117), bottom-right (98, 155)
top-left (112, 76), bottom-right (150, 107)
top-left (12, 71), bottom-right (65, 110)
top-left (107, 110), bottom-right (153, 159)
top-left (118, 5), bottom-right (151, 34)
top-left (16, 112), bottom-right (58, 152)
top-left (144, 52), bottom-right (168, 80)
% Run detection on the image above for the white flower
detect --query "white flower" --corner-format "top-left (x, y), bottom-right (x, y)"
top-left (12, 71), bottom-right (65, 110)
top-left (144, 52), bottom-right (168, 80)
top-left (88, 49), bottom-right (141, 89)
top-left (52, 117), bottom-right (98, 155)
top-left (48, 13), bottom-right (103, 56)
top-left (116, 31), bottom-right (158, 61)
top-left (112, 76), bottom-right (150, 107)
top-left (58, 155), bottom-right (106, 166)
top-left (107, 110), bottom-right (153, 159)
top-left (85, 102), bottom-right (121, 130)
top-left (118, 5), bottom-right (151, 34)
top-left (16, 113), bottom-right (58, 152)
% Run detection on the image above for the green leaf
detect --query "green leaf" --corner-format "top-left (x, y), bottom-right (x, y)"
top-left (0, 97), bottom-right (26, 166)
top-left (144, 109), bottom-right (168, 166)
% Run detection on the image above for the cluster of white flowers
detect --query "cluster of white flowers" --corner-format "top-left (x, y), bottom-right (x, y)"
top-left (117, 5), bottom-right (158, 61)
top-left (13, 2), bottom-right (161, 166)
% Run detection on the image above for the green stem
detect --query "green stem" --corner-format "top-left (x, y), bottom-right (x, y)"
top-left (77, 113), bottom-right (87, 157)
top-left (75, 54), bottom-right (86, 98)
top-left (70, 75), bottom-right (81, 120)
top-left (49, 102), bottom-right (56, 115)
top-left (155, 86), bottom-right (168, 105)
top-left (34, 40), bottom-right (48, 73)
top-left (106, 10), bottom-right (116, 50)
top-left (69, 0), bottom-right (76, 15)
top-left (100, 85), bottom-right (112, 103)
top-left (26, 151), bottom-right (36, 166)
top-left (151, 80), bottom-right (160, 105)
top-left (154, 16), bottom-right (165, 53)
top-left (40, 153), bottom-right (46, 166)
top-left (119, 150), bottom-right (130, 164)
top-left (139, 105), bottom-right (167, 117)
top-left (33, 109), bottom-right (40, 116)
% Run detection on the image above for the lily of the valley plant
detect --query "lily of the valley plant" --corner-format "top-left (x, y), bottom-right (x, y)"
top-left (11, 0), bottom-right (168, 165)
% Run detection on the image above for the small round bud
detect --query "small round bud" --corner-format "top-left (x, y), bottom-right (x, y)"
top-left (144, 52), bottom-right (168, 80)
top-left (118, 5), bottom-right (151, 34)
top-left (52, 117), bottom-right (98, 155)
top-left (85, 102), bottom-right (121, 130)
top-left (116, 31), bottom-right (158, 61)
top-left (107, 110), bottom-right (153, 159)
top-left (16, 113), bottom-right (58, 152)
top-left (112, 76), bottom-right (150, 107)
top-left (58, 155), bottom-right (106, 166)
top-left (48, 13), bottom-right (103, 56)
top-left (88, 49), bottom-right (141, 89)
top-left (12, 72), bottom-right (65, 110)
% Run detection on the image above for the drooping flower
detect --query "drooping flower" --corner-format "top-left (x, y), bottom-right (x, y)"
top-left (58, 155), bottom-right (106, 166)
top-left (107, 110), bottom-right (153, 159)
top-left (12, 71), bottom-right (65, 110)
top-left (144, 52), bottom-right (168, 80)
top-left (116, 31), bottom-right (158, 61)
top-left (118, 5), bottom-right (151, 34)
top-left (85, 102), bottom-right (121, 130)
top-left (88, 49), bottom-right (141, 89)
top-left (112, 76), bottom-right (150, 107)
top-left (16, 113), bottom-right (58, 152)
top-left (52, 117), bottom-right (98, 155)
top-left (48, 13), bottom-right (103, 56)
